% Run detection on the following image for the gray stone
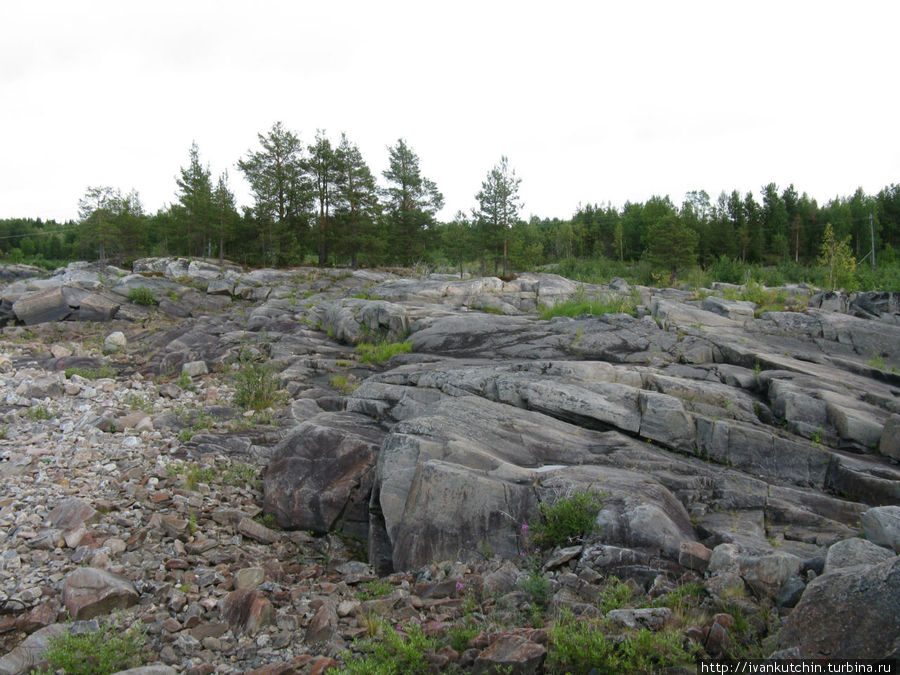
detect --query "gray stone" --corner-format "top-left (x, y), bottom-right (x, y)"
top-left (778, 556), bottom-right (900, 659)
top-left (824, 537), bottom-right (895, 573)
top-left (12, 287), bottom-right (72, 324)
top-left (103, 331), bottom-right (127, 354)
top-left (860, 506), bottom-right (900, 553)
top-left (737, 553), bottom-right (801, 599)
top-left (263, 412), bottom-right (385, 536)
top-left (77, 292), bottom-right (121, 321)
top-left (181, 360), bottom-right (208, 377)
top-left (605, 607), bottom-right (673, 630)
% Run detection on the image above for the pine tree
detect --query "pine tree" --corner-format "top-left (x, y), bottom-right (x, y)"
top-left (238, 122), bottom-right (310, 265)
top-left (333, 133), bottom-right (381, 267)
top-left (475, 156), bottom-right (521, 276)
top-left (382, 139), bottom-right (443, 265)
top-left (175, 141), bottom-right (213, 256)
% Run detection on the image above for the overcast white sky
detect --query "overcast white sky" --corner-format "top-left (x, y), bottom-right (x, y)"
top-left (2, 1), bottom-right (898, 223)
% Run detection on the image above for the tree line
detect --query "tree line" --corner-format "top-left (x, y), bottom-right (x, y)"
top-left (1, 121), bottom-right (899, 289)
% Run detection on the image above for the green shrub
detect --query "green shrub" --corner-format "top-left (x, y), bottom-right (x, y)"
top-left (338, 621), bottom-right (436, 675)
top-left (43, 620), bottom-right (146, 675)
top-left (127, 286), bottom-right (157, 306)
top-left (355, 340), bottom-right (413, 364)
top-left (232, 360), bottom-right (284, 411)
top-left (707, 255), bottom-right (746, 285)
top-left (547, 609), bottom-right (696, 674)
top-left (531, 490), bottom-right (604, 549)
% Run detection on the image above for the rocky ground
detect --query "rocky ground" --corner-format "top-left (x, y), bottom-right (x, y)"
top-left (0, 259), bottom-right (898, 674)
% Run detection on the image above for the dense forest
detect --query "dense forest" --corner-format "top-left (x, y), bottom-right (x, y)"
top-left (2, 122), bottom-right (899, 290)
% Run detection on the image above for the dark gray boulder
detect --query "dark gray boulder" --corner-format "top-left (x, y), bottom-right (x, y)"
top-left (263, 412), bottom-right (386, 538)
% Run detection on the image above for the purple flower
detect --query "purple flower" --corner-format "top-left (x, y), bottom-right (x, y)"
top-left (521, 523), bottom-right (530, 532)
top-left (455, 580), bottom-right (465, 593)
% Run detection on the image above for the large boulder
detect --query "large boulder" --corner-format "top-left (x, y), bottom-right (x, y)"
top-left (777, 557), bottom-right (900, 659)
top-left (12, 287), bottom-right (72, 324)
top-left (312, 298), bottom-right (410, 344)
top-left (263, 412), bottom-right (385, 538)
top-left (370, 395), bottom-right (696, 571)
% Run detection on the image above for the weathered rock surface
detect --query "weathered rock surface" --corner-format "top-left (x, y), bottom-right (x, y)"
top-left (778, 557), bottom-right (900, 659)
top-left (2, 260), bottom-right (899, 670)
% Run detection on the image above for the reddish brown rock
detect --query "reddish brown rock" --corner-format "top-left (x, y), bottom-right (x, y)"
top-left (221, 589), bottom-right (274, 636)
top-left (305, 600), bottom-right (338, 644)
top-left (473, 633), bottom-right (547, 675)
top-left (62, 567), bottom-right (139, 620)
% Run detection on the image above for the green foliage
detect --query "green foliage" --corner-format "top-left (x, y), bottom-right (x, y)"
top-left (446, 622), bottom-right (480, 653)
top-left (329, 373), bottom-right (358, 393)
top-left (354, 340), bottom-right (413, 364)
top-left (126, 286), bottom-right (157, 305)
top-left (546, 609), bottom-right (695, 674)
top-left (25, 405), bottom-right (54, 421)
top-left (356, 578), bottom-right (394, 601)
top-left (223, 462), bottom-right (259, 488)
top-left (232, 360), bottom-right (285, 411)
top-left (597, 576), bottom-right (634, 613)
top-left (539, 294), bottom-right (635, 320)
top-left (519, 560), bottom-right (551, 611)
top-left (818, 222), bottom-right (857, 291)
top-left (338, 621), bottom-right (436, 675)
top-left (124, 393), bottom-right (154, 412)
top-left (42, 620), bottom-right (146, 675)
top-left (64, 366), bottom-right (117, 380)
top-left (531, 490), bottom-right (604, 549)
top-left (174, 462), bottom-right (216, 490)
top-left (176, 371), bottom-right (196, 392)
top-left (707, 255), bottom-right (747, 284)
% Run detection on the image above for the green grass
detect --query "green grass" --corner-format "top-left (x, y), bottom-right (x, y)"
top-left (355, 340), bottom-right (413, 364)
top-left (64, 365), bottom-right (117, 380)
top-left (25, 405), bottom-right (54, 421)
top-left (223, 462), bottom-right (259, 488)
top-left (539, 295), bottom-right (636, 320)
top-left (356, 578), bottom-right (394, 601)
top-left (42, 620), bottom-right (146, 675)
top-left (329, 373), bottom-right (358, 393)
top-left (126, 286), bottom-right (157, 306)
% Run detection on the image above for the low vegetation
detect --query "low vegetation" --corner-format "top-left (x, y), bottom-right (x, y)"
top-left (539, 293), bottom-right (636, 320)
top-left (232, 359), bottom-right (285, 411)
top-left (126, 285), bottom-right (157, 305)
top-left (355, 340), bottom-right (413, 364)
top-left (530, 489), bottom-right (605, 549)
top-left (41, 619), bottom-right (146, 675)
top-left (64, 365), bottom-right (117, 380)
